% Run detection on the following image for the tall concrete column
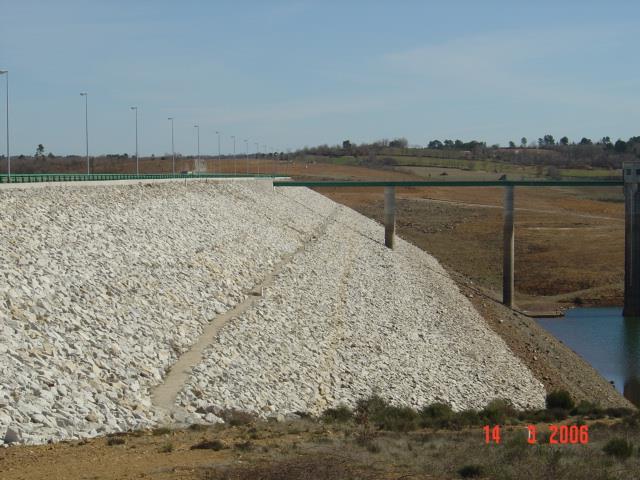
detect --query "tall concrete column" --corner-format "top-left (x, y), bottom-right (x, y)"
top-left (624, 162), bottom-right (640, 317)
top-left (384, 186), bottom-right (396, 249)
top-left (503, 185), bottom-right (515, 307)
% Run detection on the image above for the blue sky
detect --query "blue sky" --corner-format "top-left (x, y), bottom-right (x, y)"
top-left (1, 0), bottom-right (639, 156)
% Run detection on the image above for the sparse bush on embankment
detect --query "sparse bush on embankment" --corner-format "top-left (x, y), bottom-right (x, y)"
top-left (546, 389), bottom-right (575, 410)
top-left (9, 391), bottom-right (640, 480)
top-left (603, 438), bottom-right (634, 459)
top-left (320, 392), bottom-right (618, 432)
top-left (312, 392), bottom-right (640, 479)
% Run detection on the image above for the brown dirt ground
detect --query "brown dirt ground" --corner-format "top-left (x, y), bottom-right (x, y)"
top-left (3, 415), bottom-right (639, 480)
top-left (0, 420), bottom-right (452, 480)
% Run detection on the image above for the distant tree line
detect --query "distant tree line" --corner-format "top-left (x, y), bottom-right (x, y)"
top-left (296, 134), bottom-right (640, 171)
top-left (427, 139), bottom-right (486, 150)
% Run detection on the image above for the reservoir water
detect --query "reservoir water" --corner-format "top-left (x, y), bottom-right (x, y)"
top-left (537, 308), bottom-right (640, 407)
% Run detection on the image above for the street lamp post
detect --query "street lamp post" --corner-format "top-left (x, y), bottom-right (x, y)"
top-left (80, 92), bottom-right (89, 174)
top-left (168, 117), bottom-right (175, 174)
top-left (244, 139), bottom-right (249, 174)
top-left (0, 70), bottom-right (8, 182)
top-left (216, 130), bottom-right (221, 175)
top-left (274, 147), bottom-right (278, 176)
top-left (194, 125), bottom-right (200, 173)
top-left (263, 144), bottom-right (267, 175)
top-left (230, 135), bottom-right (236, 175)
top-left (273, 147), bottom-right (277, 176)
top-left (269, 146), bottom-right (274, 176)
top-left (255, 142), bottom-right (259, 175)
top-left (130, 106), bottom-right (138, 175)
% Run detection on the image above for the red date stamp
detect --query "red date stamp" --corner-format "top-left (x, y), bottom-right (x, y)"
top-left (483, 425), bottom-right (589, 445)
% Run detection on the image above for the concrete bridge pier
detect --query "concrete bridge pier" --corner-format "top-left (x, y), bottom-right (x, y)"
top-left (503, 185), bottom-right (515, 308)
top-left (384, 186), bottom-right (396, 249)
top-left (624, 162), bottom-right (640, 317)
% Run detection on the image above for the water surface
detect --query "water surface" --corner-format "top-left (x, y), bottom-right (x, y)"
top-left (537, 308), bottom-right (640, 407)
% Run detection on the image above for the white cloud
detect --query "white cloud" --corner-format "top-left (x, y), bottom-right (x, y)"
top-left (380, 25), bottom-right (640, 112)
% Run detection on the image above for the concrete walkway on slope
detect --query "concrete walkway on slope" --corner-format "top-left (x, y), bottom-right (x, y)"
top-left (150, 207), bottom-right (337, 414)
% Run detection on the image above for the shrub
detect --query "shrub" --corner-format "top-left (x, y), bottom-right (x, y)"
top-left (159, 442), bottom-right (174, 453)
top-left (604, 407), bottom-right (634, 418)
top-left (419, 403), bottom-right (454, 428)
top-left (517, 409), bottom-right (540, 422)
top-left (546, 408), bottom-right (569, 422)
top-left (234, 441), bottom-right (253, 451)
top-left (355, 396), bottom-right (420, 431)
top-left (374, 405), bottom-right (420, 432)
top-left (572, 400), bottom-right (602, 417)
top-left (293, 411), bottom-right (312, 419)
top-left (188, 423), bottom-right (208, 432)
top-left (421, 403), bottom-right (453, 420)
top-left (602, 438), bottom-right (634, 459)
top-left (458, 464), bottom-right (484, 478)
top-left (322, 405), bottom-right (353, 423)
top-left (355, 395), bottom-right (388, 418)
top-left (480, 399), bottom-right (517, 424)
top-left (151, 427), bottom-right (171, 436)
top-left (106, 436), bottom-right (125, 446)
top-left (191, 439), bottom-right (226, 451)
top-left (545, 390), bottom-right (575, 410)
top-left (355, 397), bottom-right (416, 430)
top-left (219, 409), bottom-right (257, 426)
top-left (453, 409), bottom-right (482, 428)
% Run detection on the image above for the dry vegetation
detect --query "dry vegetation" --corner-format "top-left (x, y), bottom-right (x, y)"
top-left (2, 395), bottom-right (639, 480)
top-left (0, 155), bottom-right (284, 176)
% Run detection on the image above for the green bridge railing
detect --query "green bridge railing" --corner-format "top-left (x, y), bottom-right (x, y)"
top-left (273, 179), bottom-right (624, 188)
top-left (0, 173), bottom-right (276, 184)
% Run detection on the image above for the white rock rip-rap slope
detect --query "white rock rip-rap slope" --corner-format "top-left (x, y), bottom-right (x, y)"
top-left (177, 187), bottom-right (545, 418)
top-left (0, 180), bottom-right (545, 445)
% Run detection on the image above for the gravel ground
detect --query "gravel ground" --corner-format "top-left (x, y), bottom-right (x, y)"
top-left (177, 188), bottom-right (546, 418)
top-left (0, 180), bottom-right (545, 445)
